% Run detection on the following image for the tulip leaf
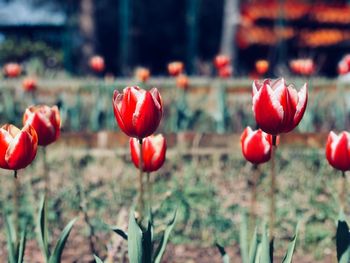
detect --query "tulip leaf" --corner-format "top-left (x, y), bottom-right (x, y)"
top-left (4, 214), bottom-right (16, 263)
top-left (248, 228), bottom-right (259, 263)
top-left (281, 223), bottom-right (299, 263)
top-left (260, 225), bottom-right (271, 263)
top-left (153, 210), bottom-right (177, 263)
top-left (143, 220), bottom-right (153, 263)
top-left (38, 196), bottom-right (49, 260)
top-left (336, 212), bottom-right (350, 263)
top-left (17, 226), bottom-right (27, 263)
top-left (239, 211), bottom-right (249, 263)
top-left (93, 255), bottom-right (105, 263)
top-left (112, 227), bottom-right (128, 240)
top-left (127, 211), bottom-right (143, 263)
top-left (216, 243), bottom-right (230, 263)
top-left (48, 218), bottom-right (77, 263)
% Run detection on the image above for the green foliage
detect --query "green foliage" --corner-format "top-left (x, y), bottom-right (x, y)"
top-left (110, 209), bottom-right (176, 263)
top-left (4, 214), bottom-right (27, 263)
top-left (37, 196), bottom-right (76, 263)
top-left (336, 212), bottom-right (350, 263)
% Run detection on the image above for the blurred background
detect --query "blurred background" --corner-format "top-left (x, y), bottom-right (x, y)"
top-left (1, 0), bottom-right (350, 77)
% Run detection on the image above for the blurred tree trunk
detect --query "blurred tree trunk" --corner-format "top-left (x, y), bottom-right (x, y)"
top-left (219, 0), bottom-right (240, 63)
top-left (79, 0), bottom-right (95, 73)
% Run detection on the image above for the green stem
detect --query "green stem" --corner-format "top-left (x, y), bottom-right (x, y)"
top-left (250, 164), bottom-right (260, 233)
top-left (341, 171), bottom-right (347, 211)
top-left (146, 172), bottom-right (152, 213)
top-left (13, 170), bottom-right (19, 244)
top-left (138, 139), bottom-right (144, 221)
top-left (269, 135), bottom-right (277, 240)
top-left (43, 147), bottom-right (49, 197)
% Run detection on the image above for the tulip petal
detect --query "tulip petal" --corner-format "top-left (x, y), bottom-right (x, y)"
top-left (293, 83), bottom-right (308, 127)
top-left (326, 131), bottom-right (350, 171)
top-left (252, 83), bottom-right (284, 134)
top-left (0, 128), bottom-right (12, 169)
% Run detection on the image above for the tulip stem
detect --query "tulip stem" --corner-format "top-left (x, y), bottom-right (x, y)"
top-left (250, 164), bottom-right (260, 233)
top-left (43, 147), bottom-right (50, 197)
top-left (13, 170), bottom-right (20, 244)
top-left (146, 172), bottom-right (152, 213)
top-left (138, 139), bottom-right (144, 222)
top-left (269, 135), bottom-right (277, 241)
top-left (340, 171), bottom-right (347, 211)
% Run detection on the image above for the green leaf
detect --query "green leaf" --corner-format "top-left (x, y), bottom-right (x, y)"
top-left (153, 210), bottom-right (177, 263)
top-left (260, 225), bottom-right (271, 263)
top-left (281, 223), bottom-right (299, 263)
top-left (93, 255), bottom-right (104, 263)
top-left (38, 196), bottom-right (49, 260)
top-left (112, 227), bottom-right (128, 240)
top-left (17, 226), bottom-right (27, 263)
top-left (248, 228), bottom-right (258, 263)
top-left (337, 212), bottom-right (350, 263)
top-left (143, 221), bottom-right (153, 263)
top-left (239, 211), bottom-right (249, 263)
top-left (4, 214), bottom-right (16, 263)
top-left (215, 243), bottom-right (230, 263)
top-left (127, 211), bottom-right (143, 263)
top-left (48, 218), bottom-right (77, 263)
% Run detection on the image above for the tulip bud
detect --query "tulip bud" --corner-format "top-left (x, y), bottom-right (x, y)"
top-left (22, 77), bottom-right (37, 92)
top-left (4, 63), bottom-right (22, 78)
top-left (241, 127), bottom-right (273, 164)
top-left (129, 134), bottom-right (166, 172)
top-left (252, 78), bottom-right (308, 135)
top-left (326, 131), bottom-right (350, 171)
top-left (135, 67), bottom-right (150, 83)
top-left (168, 61), bottom-right (184, 76)
top-left (89, 55), bottom-right (105, 73)
top-left (214, 55), bottom-right (230, 69)
top-left (23, 105), bottom-right (60, 146)
top-left (0, 124), bottom-right (38, 170)
top-left (113, 86), bottom-right (163, 139)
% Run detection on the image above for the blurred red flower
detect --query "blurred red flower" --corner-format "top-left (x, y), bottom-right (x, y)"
top-left (23, 105), bottom-right (60, 146)
top-left (241, 127), bottom-right (273, 164)
top-left (289, 58), bottom-right (315, 76)
top-left (168, 61), bottom-right (184, 76)
top-left (22, 77), bottom-right (37, 92)
top-left (130, 134), bottom-right (166, 172)
top-left (252, 78), bottom-right (308, 135)
top-left (176, 74), bottom-right (189, 90)
top-left (326, 131), bottom-right (350, 171)
top-left (255, 60), bottom-right (269, 75)
top-left (89, 56), bottom-right (105, 73)
top-left (113, 86), bottom-right (163, 139)
top-left (214, 55), bottom-right (230, 69)
top-left (4, 63), bottom-right (22, 78)
top-left (0, 124), bottom-right (38, 170)
top-left (218, 66), bottom-right (232, 78)
top-left (135, 67), bottom-right (150, 83)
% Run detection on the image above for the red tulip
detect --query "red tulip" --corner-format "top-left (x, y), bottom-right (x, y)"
top-left (338, 61), bottom-right (349, 75)
top-left (22, 77), bottom-right (37, 92)
top-left (129, 134), bottom-right (166, 172)
top-left (289, 58), bottom-right (315, 76)
top-left (4, 63), bottom-right (22, 78)
top-left (168, 61), bottom-right (184, 76)
top-left (113, 86), bottom-right (163, 139)
top-left (23, 105), bottom-right (60, 146)
top-left (135, 67), bottom-right (150, 83)
top-left (89, 55), bottom-right (105, 73)
top-left (214, 55), bottom-right (230, 69)
top-left (252, 78), bottom-right (308, 135)
top-left (218, 66), bottom-right (232, 78)
top-left (255, 60), bottom-right (269, 75)
top-left (326, 131), bottom-right (350, 171)
top-left (241, 127), bottom-right (273, 164)
top-left (0, 124), bottom-right (38, 170)
top-left (176, 74), bottom-right (189, 90)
